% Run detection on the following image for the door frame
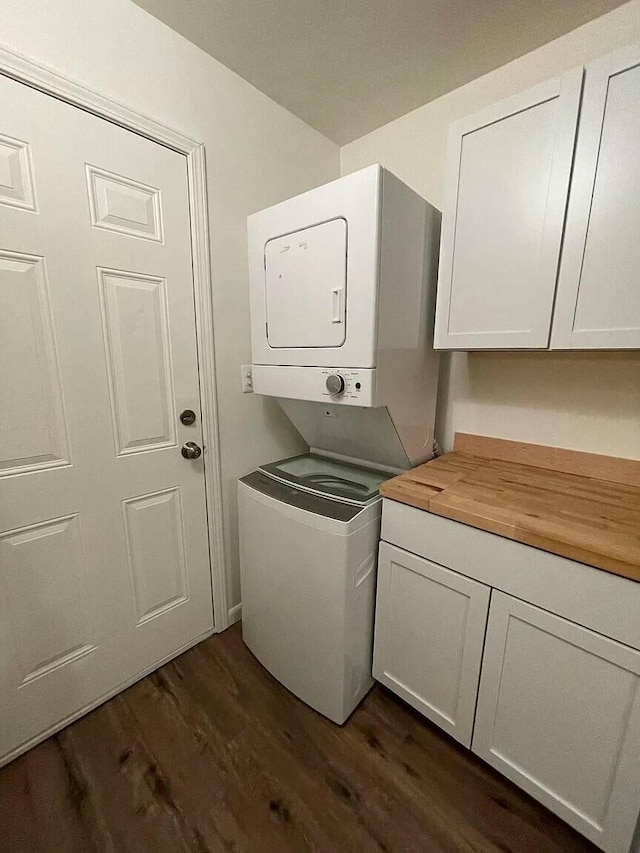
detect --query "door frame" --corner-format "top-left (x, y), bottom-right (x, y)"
top-left (0, 44), bottom-right (229, 631)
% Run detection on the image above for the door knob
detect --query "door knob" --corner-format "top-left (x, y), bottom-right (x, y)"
top-left (181, 441), bottom-right (202, 459)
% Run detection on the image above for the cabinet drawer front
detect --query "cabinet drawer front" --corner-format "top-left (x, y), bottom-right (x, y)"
top-left (552, 43), bottom-right (640, 350)
top-left (373, 543), bottom-right (490, 746)
top-left (473, 592), bottom-right (640, 852)
top-left (435, 67), bottom-right (582, 350)
top-left (381, 499), bottom-right (640, 651)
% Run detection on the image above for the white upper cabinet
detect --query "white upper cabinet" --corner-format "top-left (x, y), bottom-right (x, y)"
top-left (552, 44), bottom-right (640, 350)
top-left (435, 68), bottom-right (583, 350)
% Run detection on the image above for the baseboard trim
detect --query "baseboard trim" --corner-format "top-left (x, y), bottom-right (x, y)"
top-left (228, 602), bottom-right (242, 624)
top-left (0, 626), bottom-right (216, 768)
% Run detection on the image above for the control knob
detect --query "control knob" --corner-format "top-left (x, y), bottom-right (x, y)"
top-left (326, 373), bottom-right (346, 395)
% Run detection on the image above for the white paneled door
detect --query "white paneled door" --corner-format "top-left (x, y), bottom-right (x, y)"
top-left (0, 74), bottom-right (213, 763)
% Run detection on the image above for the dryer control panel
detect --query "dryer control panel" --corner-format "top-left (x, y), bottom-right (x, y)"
top-left (251, 365), bottom-right (376, 407)
top-left (321, 369), bottom-right (369, 402)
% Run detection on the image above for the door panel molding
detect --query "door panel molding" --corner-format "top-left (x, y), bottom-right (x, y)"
top-left (0, 43), bottom-right (227, 630)
top-left (122, 487), bottom-right (189, 626)
top-left (0, 249), bottom-right (71, 476)
top-left (0, 131), bottom-right (37, 211)
top-left (0, 513), bottom-right (96, 686)
top-left (86, 164), bottom-right (164, 242)
top-left (0, 624), bottom-right (213, 768)
top-left (97, 267), bottom-right (177, 456)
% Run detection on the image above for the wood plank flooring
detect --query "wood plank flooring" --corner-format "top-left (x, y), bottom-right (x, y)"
top-left (0, 623), bottom-right (598, 853)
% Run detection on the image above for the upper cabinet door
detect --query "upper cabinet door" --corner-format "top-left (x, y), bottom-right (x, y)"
top-left (552, 45), bottom-right (640, 350)
top-left (435, 69), bottom-right (583, 350)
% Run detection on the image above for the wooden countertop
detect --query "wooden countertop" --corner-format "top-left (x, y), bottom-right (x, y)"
top-left (380, 434), bottom-right (640, 583)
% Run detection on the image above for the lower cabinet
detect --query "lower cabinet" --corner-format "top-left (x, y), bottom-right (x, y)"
top-left (373, 542), bottom-right (490, 746)
top-left (373, 542), bottom-right (640, 853)
top-left (472, 593), bottom-right (640, 853)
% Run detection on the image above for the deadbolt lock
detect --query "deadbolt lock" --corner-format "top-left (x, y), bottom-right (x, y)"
top-left (180, 409), bottom-right (197, 426)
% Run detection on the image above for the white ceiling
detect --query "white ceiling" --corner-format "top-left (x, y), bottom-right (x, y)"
top-left (132, 0), bottom-right (625, 143)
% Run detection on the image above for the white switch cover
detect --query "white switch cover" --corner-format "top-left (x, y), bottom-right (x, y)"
top-left (240, 364), bottom-right (253, 393)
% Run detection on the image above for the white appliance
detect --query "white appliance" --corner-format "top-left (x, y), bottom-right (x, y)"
top-left (239, 165), bottom-right (441, 723)
top-left (247, 164), bottom-right (441, 469)
top-left (238, 455), bottom-right (388, 724)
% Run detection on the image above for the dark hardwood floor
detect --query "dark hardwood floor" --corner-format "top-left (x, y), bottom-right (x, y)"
top-left (0, 623), bottom-right (598, 853)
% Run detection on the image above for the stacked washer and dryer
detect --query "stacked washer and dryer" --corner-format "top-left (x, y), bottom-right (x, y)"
top-left (238, 165), bottom-right (440, 723)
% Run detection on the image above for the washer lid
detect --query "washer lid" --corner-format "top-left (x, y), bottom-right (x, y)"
top-left (240, 471), bottom-right (363, 521)
top-left (259, 452), bottom-right (389, 504)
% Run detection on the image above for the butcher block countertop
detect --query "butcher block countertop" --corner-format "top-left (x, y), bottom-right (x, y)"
top-left (380, 433), bottom-right (640, 583)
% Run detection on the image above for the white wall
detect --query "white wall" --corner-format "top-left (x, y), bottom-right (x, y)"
top-left (342, 1), bottom-right (640, 460)
top-left (1, 0), bottom-right (339, 613)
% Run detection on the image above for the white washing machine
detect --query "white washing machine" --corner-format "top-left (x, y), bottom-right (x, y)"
top-left (238, 453), bottom-right (389, 724)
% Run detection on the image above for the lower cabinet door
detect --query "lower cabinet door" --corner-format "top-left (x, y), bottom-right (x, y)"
top-left (472, 592), bottom-right (640, 853)
top-left (373, 542), bottom-right (490, 746)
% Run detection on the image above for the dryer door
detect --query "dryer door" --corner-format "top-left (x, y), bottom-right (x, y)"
top-left (265, 218), bottom-right (347, 348)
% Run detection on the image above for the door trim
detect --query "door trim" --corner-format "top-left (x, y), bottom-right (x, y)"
top-left (0, 44), bottom-right (229, 630)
